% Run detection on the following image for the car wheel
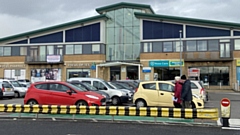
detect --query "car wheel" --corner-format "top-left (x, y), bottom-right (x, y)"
top-left (136, 99), bottom-right (146, 107)
top-left (14, 92), bottom-right (20, 98)
top-left (76, 100), bottom-right (88, 107)
top-left (27, 99), bottom-right (38, 105)
top-left (112, 97), bottom-right (120, 105)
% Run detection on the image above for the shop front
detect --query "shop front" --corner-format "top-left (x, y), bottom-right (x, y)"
top-left (148, 59), bottom-right (184, 81)
top-left (236, 59), bottom-right (240, 85)
top-left (0, 63), bottom-right (26, 80)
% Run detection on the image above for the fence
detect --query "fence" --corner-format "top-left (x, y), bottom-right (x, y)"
top-left (0, 104), bottom-right (219, 120)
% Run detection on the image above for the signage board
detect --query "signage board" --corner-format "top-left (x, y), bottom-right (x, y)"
top-left (236, 59), bottom-right (240, 66)
top-left (47, 55), bottom-right (61, 63)
top-left (149, 60), bottom-right (184, 67)
top-left (221, 98), bottom-right (231, 118)
top-left (142, 67), bottom-right (151, 73)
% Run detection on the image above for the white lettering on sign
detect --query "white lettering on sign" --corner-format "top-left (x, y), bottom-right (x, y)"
top-left (222, 101), bottom-right (229, 104)
top-left (0, 64), bottom-right (25, 68)
top-left (67, 63), bottom-right (91, 67)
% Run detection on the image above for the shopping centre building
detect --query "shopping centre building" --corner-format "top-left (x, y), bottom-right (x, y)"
top-left (0, 2), bottom-right (240, 89)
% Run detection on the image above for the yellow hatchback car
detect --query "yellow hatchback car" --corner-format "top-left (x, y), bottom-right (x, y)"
top-left (133, 81), bottom-right (204, 109)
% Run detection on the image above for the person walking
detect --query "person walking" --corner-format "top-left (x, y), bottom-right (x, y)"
top-left (180, 75), bottom-right (193, 108)
top-left (173, 76), bottom-right (182, 108)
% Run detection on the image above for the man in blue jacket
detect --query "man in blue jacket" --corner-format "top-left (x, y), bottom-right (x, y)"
top-left (180, 75), bottom-right (193, 108)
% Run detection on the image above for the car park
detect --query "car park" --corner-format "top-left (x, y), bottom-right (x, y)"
top-left (68, 78), bottom-right (130, 105)
top-left (0, 79), bottom-right (27, 98)
top-left (133, 81), bottom-right (204, 108)
top-left (24, 81), bottom-right (106, 106)
top-left (69, 81), bottom-right (112, 103)
top-left (0, 81), bottom-right (15, 99)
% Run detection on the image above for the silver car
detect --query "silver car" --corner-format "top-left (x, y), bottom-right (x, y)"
top-left (0, 82), bottom-right (15, 99)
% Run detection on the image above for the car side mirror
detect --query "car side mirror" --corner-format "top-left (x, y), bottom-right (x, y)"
top-left (66, 90), bottom-right (72, 95)
top-left (103, 87), bottom-right (108, 90)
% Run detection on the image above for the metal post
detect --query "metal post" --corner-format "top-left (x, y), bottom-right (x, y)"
top-left (179, 30), bottom-right (182, 77)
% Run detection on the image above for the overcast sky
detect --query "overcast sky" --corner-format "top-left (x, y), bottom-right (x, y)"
top-left (0, 0), bottom-right (239, 38)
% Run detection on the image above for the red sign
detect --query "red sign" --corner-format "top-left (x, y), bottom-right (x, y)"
top-left (221, 98), bottom-right (230, 107)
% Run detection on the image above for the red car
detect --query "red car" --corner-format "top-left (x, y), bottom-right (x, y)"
top-left (24, 81), bottom-right (106, 106)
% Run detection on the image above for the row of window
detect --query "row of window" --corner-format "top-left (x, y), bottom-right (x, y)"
top-left (142, 39), bottom-right (240, 53)
top-left (0, 44), bottom-right (105, 56)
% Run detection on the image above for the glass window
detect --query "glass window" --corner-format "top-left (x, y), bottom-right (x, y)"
top-left (163, 42), bottom-right (173, 52)
top-left (124, 8), bottom-right (133, 27)
top-left (173, 41), bottom-right (182, 52)
top-left (143, 43), bottom-right (152, 52)
top-left (197, 40), bottom-right (207, 51)
top-left (66, 45), bottom-right (74, 54)
top-left (208, 40), bottom-right (219, 51)
top-left (11, 46), bottom-right (20, 56)
top-left (75, 45), bottom-right (82, 54)
top-left (93, 81), bottom-right (106, 90)
top-left (47, 46), bottom-right (54, 55)
top-left (152, 42), bottom-right (162, 52)
top-left (234, 39), bottom-right (240, 50)
top-left (159, 83), bottom-right (174, 92)
top-left (82, 44), bottom-right (92, 54)
top-left (190, 82), bottom-right (198, 89)
top-left (142, 83), bottom-right (156, 90)
top-left (186, 41), bottom-right (197, 51)
top-left (92, 44), bottom-right (100, 54)
top-left (4, 47), bottom-right (11, 56)
top-left (49, 84), bottom-right (69, 92)
top-left (56, 45), bottom-right (63, 55)
top-left (82, 81), bottom-right (91, 84)
top-left (0, 47), bottom-right (2, 56)
top-left (20, 47), bottom-right (27, 55)
top-left (35, 84), bottom-right (48, 90)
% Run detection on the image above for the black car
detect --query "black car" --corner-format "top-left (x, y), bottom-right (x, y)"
top-left (69, 81), bottom-right (112, 103)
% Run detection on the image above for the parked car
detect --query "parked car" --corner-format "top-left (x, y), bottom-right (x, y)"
top-left (133, 81), bottom-right (204, 109)
top-left (24, 81), bottom-right (106, 106)
top-left (18, 79), bottom-right (31, 88)
top-left (69, 81), bottom-right (112, 103)
top-left (68, 77), bottom-right (130, 105)
top-left (107, 81), bottom-right (134, 101)
top-left (167, 80), bottom-right (208, 102)
top-left (116, 80), bottom-right (139, 89)
top-left (0, 79), bottom-right (27, 98)
top-left (0, 81), bottom-right (15, 99)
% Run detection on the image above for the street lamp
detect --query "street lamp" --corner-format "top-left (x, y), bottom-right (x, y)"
top-left (179, 30), bottom-right (182, 77)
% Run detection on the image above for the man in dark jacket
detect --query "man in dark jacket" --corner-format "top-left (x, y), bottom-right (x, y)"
top-left (180, 75), bottom-right (192, 108)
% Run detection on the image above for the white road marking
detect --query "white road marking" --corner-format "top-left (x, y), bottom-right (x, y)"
top-left (52, 117), bottom-right (56, 121)
top-left (222, 127), bottom-right (240, 130)
top-left (92, 119), bottom-right (97, 122)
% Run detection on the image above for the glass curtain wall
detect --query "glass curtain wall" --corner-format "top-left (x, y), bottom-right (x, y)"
top-left (106, 8), bottom-right (142, 61)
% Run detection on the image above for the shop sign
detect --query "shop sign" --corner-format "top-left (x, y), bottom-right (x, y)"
top-left (149, 60), bottom-right (184, 67)
top-left (236, 59), bottom-right (240, 66)
top-left (149, 60), bottom-right (169, 67)
top-left (67, 63), bottom-right (91, 67)
top-left (91, 62), bottom-right (96, 70)
top-left (0, 64), bottom-right (25, 68)
top-left (47, 55), bottom-right (61, 63)
top-left (142, 67), bottom-right (151, 73)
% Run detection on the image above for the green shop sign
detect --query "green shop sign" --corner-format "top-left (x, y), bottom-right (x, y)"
top-left (149, 60), bottom-right (184, 67)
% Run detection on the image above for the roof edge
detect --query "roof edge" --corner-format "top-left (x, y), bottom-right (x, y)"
top-left (135, 12), bottom-right (240, 29)
top-left (0, 14), bottom-right (109, 43)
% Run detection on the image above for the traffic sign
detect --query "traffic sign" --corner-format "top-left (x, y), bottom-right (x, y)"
top-left (221, 98), bottom-right (230, 107)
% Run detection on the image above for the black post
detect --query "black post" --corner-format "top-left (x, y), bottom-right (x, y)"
top-left (222, 118), bottom-right (229, 127)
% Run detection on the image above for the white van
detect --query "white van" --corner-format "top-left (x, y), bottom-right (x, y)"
top-left (68, 78), bottom-right (130, 105)
top-left (0, 79), bottom-right (28, 98)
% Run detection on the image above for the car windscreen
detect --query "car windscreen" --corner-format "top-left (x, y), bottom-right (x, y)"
top-left (82, 83), bottom-right (98, 91)
top-left (110, 82), bottom-right (124, 89)
top-left (71, 83), bottom-right (88, 91)
top-left (10, 81), bottom-right (22, 87)
top-left (117, 83), bottom-right (132, 89)
top-left (102, 81), bottom-right (115, 89)
top-left (67, 83), bottom-right (88, 92)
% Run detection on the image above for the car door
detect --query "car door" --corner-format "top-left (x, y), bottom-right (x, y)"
top-left (141, 82), bottom-right (159, 106)
top-left (48, 83), bottom-right (75, 105)
top-left (158, 83), bottom-right (174, 107)
top-left (34, 83), bottom-right (51, 105)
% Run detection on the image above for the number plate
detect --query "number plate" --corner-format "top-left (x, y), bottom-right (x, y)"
top-left (6, 88), bottom-right (11, 91)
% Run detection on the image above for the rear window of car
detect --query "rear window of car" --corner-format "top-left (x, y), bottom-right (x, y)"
top-left (2, 83), bottom-right (13, 88)
top-left (142, 83), bottom-right (156, 90)
top-left (198, 82), bottom-right (204, 88)
top-left (190, 82), bottom-right (198, 89)
top-left (35, 84), bottom-right (48, 90)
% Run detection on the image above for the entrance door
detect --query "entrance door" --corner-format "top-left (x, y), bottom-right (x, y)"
top-left (30, 48), bottom-right (38, 61)
top-left (220, 43), bottom-right (230, 58)
top-left (110, 66), bottom-right (121, 81)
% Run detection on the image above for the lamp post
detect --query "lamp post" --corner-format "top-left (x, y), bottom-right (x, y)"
top-left (179, 30), bottom-right (182, 77)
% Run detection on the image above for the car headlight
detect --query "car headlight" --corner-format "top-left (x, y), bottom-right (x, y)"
top-left (193, 94), bottom-right (201, 99)
top-left (85, 95), bottom-right (99, 99)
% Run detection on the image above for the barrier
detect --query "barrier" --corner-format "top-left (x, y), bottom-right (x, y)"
top-left (0, 104), bottom-right (219, 120)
